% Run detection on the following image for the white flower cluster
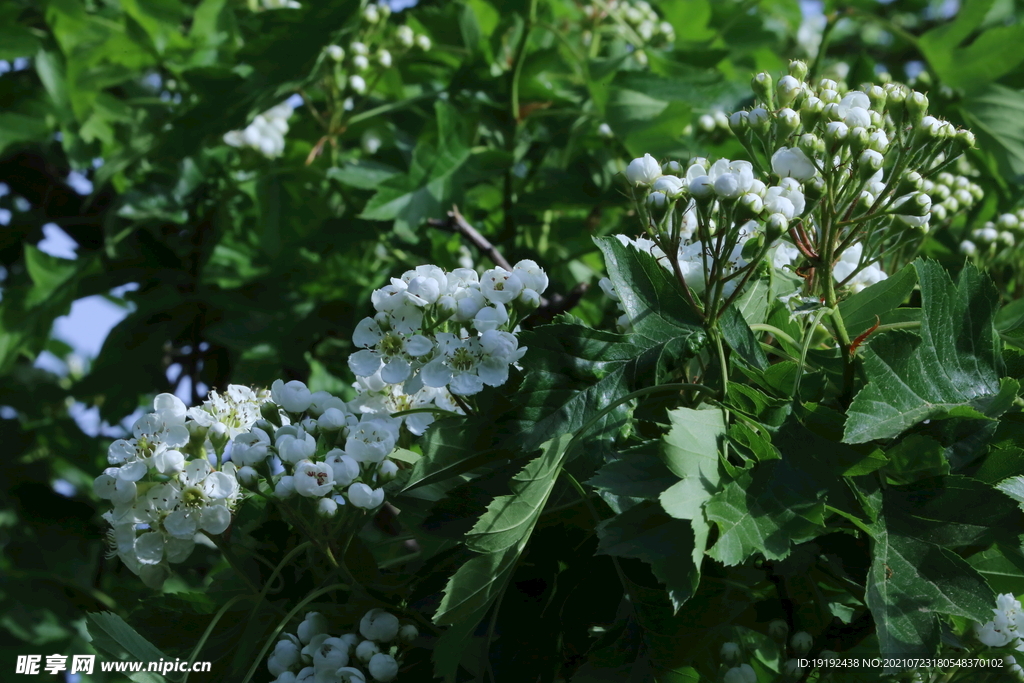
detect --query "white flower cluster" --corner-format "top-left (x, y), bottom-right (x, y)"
top-left (975, 593), bottom-right (1024, 648)
top-left (94, 391), bottom-right (264, 588)
top-left (581, 0), bottom-right (674, 65)
top-left (223, 102), bottom-right (295, 159)
top-left (268, 610), bottom-right (417, 683)
top-left (347, 262), bottom-right (547, 397)
top-left (962, 209), bottom-right (1024, 259)
top-left (236, 379), bottom-right (400, 515)
top-left (322, 6), bottom-right (430, 108)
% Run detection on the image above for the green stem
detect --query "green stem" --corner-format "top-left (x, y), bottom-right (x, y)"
top-left (240, 583), bottom-right (351, 683)
top-left (749, 323), bottom-right (800, 349)
top-left (794, 307), bottom-right (833, 401)
top-left (829, 306), bottom-right (855, 405)
top-left (509, 0), bottom-right (538, 124)
top-left (182, 594), bottom-right (248, 683)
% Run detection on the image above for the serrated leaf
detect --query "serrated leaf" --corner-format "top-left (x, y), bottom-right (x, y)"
top-left (719, 303), bottom-right (767, 370)
top-left (587, 442), bottom-right (678, 513)
top-left (844, 259), bottom-right (1007, 443)
top-left (596, 501), bottom-right (699, 610)
top-left (865, 517), bottom-right (994, 667)
top-left (433, 435), bottom-right (573, 681)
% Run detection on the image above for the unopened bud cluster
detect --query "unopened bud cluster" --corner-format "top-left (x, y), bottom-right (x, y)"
top-left (609, 60), bottom-right (983, 314)
top-left (223, 102), bottom-right (295, 159)
top-left (268, 610), bottom-right (418, 683)
top-left (962, 209), bottom-right (1024, 265)
top-left (581, 0), bottom-right (674, 66)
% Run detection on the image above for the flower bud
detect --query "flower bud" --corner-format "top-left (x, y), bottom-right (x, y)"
top-left (822, 102), bottom-right (841, 121)
top-left (1002, 231), bottom-right (1017, 246)
top-left (885, 83), bottom-right (908, 118)
top-left (209, 422), bottom-right (230, 453)
top-left (956, 128), bottom-right (976, 148)
top-left (415, 34), bottom-right (432, 51)
top-left (739, 193), bottom-right (764, 217)
top-left (824, 121), bottom-right (849, 144)
top-left (662, 160), bottom-right (682, 174)
top-left (819, 88), bottom-right (839, 104)
top-left (355, 640), bottom-right (379, 663)
top-left (777, 75), bottom-right (803, 107)
top-left (797, 133), bottom-right (824, 156)
top-left (907, 90), bottom-right (929, 123)
top-left (647, 192), bottom-right (667, 208)
top-left (652, 175), bottom-right (684, 197)
top-left (689, 176), bottom-right (714, 200)
top-left (788, 60), bottom-right (808, 80)
top-left (720, 642), bottom-right (742, 666)
top-left (698, 114), bottom-right (716, 132)
top-left (519, 288), bottom-right (541, 310)
top-left (399, 624), bottom-right (418, 643)
top-left (931, 204), bottom-right (947, 222)
top-left (768, 619), bottom-right (789, 642)
top-left (896, 171), bottom-right (922, 196)
top-left (751, 72), bottom-right (774, 106)
top-left (867, 84), bottom-right (886, 110)
top-left (327, 45), bottom-right (345, 62)
top-left (777, 108), bottom-right (800, 136)
top-left (748, 108), bottom-right (770, 135)
top-left (318, 497), bottom-right (338, 517)
top-left (859, 149), bottom-right (884, 174)
top-left (800, 96), bottom-right (824, 129)
top-left (729, 110), bottom-right (749, 134)
top-left (625, 154), bottom-right (662, 186)
top-left (368, 653), bottom-right (399, 682)
top-left (803, 175), bottom-right (825, 201)
top-left (275, 475), bottom-right (296, 499)
top-left (766, 213), bottom-right (789, 241)
top-left (868, 129), bottom-right (889, 153)
top-left (377, 458), bottom-right (399, 483)
top-left (783, 659), bottom-right (803, 681)
top-left (237, 466), bottom-right (260, 487)
top-left (724, 664), bottom-right (757, 683)
top-left (848, 126), bottom-right (870, 152)
top-left (790, 631), bottom-right (813, 656)
top-left (894, 192), bottom-right (932, 218)
top-left (954, 189), bottom-right (973, 207)
top-left (818, 77), bottom-right (838, 91)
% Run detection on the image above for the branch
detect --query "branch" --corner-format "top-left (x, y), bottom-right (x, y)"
top-left (426, 205), bottom-right (589, 322)
top-left (427, 205), bottom-right (513, 271)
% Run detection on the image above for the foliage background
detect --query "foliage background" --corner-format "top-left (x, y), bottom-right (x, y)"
top-left (3, 0), bottom-right (1024, 680)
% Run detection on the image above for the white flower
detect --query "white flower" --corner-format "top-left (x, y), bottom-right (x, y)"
top-left (276, 428), bottom-right (317, 464)
top-left (652, 175), bottom-right (684, 197)
top-left (345, 417), bottom-right (398, 463)
top-left (348, 482), bottom-right (385, 509)
top-left (233, 428), bottom-right (271, 466)
top-left (367, 654), bottom-right (399, 682)
top-left (294, 461), bottom-right (335, 497)
top-left (360, 608), bottom-right (401, 642)
top-left (318, 407), bottom-right (350, 431)
top-left (480, 268), bottom-right (524, 304)
top-left (348, 316), bottom-right (433, 383)
top-left (625, 154), bottom-right (662, 185)
top-left (350, 75), bottom-right (367, 94)
top-left (771, 147), bottom-right (816, 181)
top-left (325, 450), bottom-right (360, 487)
top-left (764, 179), bottom-right (806, 220)
top-left (313, 637), bottom-right (350, 671)
top-left (707, 159), bottom-right (754, 198)
top-left (473, 303), bottom-right (509, 333)
top-left (362, 4), bottom-right (379, 22)
top-left (512, 259), bottom-right (549, 293)
top-left (272, 380), bottom-right (313, 413)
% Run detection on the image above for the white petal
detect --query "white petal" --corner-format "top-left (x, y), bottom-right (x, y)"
top-left (164, 510), bottom-right (200, 539)
top-left (135, 532), bottom-right (164, 565)
top-left (420, 359), bottom-right (453, 388)
top-left (381, 358), bottom-right (411, 384)
top-left (353, 317), bottom-right (383, 348)
top-left (204, 471), bottom-right (237, 499)
top-left (200, 505), bottom-right (232, 534)
top-left (118, 460), bottom-right (149, 482)
top-left (404, 334), bottom-right (434, 357)
top-left (348, 349), bottom-right (382, 378)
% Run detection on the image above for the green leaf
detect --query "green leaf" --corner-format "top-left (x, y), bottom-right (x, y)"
top-left (587, 442), bottom-right (678, 513)
top-left (326, 160), bottom-right (401, 189)
top-left (658, 407), bottom-right (725, 598)
top-left (844, 259), bottom-right (1007, 444)
top-left (918, 0), bottom-right (1024, 91)
top-left (968, 544), bottom-right (1024, 596)
top-left (865, 517), bottom-right (994, 665)
top-left (24, 246), bottom-right (80, 308)
top-left (719, 304), bottom-right (768, 370)
top-left (86, 612), bottom-right (177, 680)
top-left (885, 476), bottom-right (1019, 548)
top-left (996, 475), bottom-right (1024, 513)
top-left (961, 84), bottom-right (1024, 179)
top-left (596, 501), bottom-right (699, 611)
top-left (0, 113), bottom-right (52, 157)
top-left (837, 261), bottom-right (917, 339)
top-left (884, 435), bottom-right (950, 484)
top-left (433, 435), bottom-right (573, 681)
top-left (360, 101), bottom-right (472, 237)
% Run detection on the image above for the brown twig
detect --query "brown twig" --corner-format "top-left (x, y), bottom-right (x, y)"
top-left (426, 205), bottom-right (589, 322)
top-left (427, 205), bottom-right (514, 271)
